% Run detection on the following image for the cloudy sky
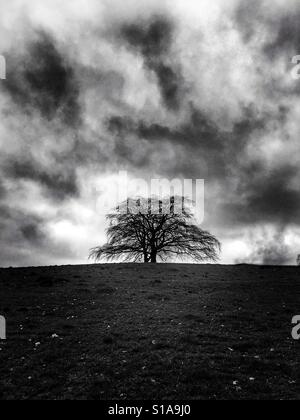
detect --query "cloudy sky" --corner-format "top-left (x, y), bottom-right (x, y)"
top-left (1, 0), bottom-right (300, 267)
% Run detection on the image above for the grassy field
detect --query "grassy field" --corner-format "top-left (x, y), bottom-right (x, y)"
top-left (0, 263), bottom-right (299, 400)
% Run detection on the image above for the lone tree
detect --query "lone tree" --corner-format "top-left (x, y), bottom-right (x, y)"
top-left (89, 196), bottom-right (221, 263)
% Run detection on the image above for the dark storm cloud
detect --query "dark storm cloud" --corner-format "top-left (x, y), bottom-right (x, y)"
top-left (224, 165), bottom-right (300, 226)
top-left (257, 245), bottom-right (293, 265)
top-left (4, 31), bottom-right (81, 126)
top-left (0, 205), bottom-right (46, 246)
top-left (107, 107), bottom-right (225, 178)
top-left (21, 223), bottom-right (45, 245)
top-left (107, 103), bottom-right (272, 181)
top-left (232, 105), bottom-right (268, 139)
top-left (239, 229), bottom-right (294, 266)
top-left (0, 29), bottom-right (85, 209)
top-left (245, 167), bottom-right (300, 225)
top-left (0, 180), bottom-right (6, 199)
top-left (120, 16), bottom-right (183, 110)
top-left (235, 0), bottom-right (263, 43)
top-left (236, 1), bottom-right (300, 59)
top-left (265, 8), bottom-right (300, 59)
top-left (1, 0), bottom-right (300, 266)
top-left (0, 204), bottom-right (74, 267)
top-left (4, 160), bottom-right (79, 201)
top-left (108, 107), bottom-right (223, 149)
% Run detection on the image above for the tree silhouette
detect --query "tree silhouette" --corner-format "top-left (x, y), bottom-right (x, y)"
top-left (89, 196), bottom-right (221, 263)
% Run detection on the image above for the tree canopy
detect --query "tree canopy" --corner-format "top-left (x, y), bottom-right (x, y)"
top-left (89, 196), bottom-right (221, 263)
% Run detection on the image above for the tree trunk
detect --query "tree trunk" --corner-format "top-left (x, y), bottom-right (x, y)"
top-left (150, 251), bottom-right (157, 263)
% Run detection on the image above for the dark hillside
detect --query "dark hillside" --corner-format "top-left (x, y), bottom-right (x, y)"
top-left (0, 264), bottom-right (299, 400)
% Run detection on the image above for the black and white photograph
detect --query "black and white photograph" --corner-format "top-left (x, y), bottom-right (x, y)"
top-left (0, 0), bottom-right (300, 404)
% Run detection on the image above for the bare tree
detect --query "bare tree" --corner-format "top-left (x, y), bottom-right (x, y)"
top-left (89, 196), bottom-right (221, 263)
